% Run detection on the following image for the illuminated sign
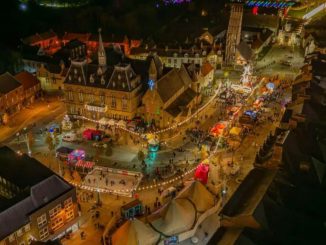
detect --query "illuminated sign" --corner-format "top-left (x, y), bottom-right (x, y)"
top-left (246, 1), bottom-right (295, 8)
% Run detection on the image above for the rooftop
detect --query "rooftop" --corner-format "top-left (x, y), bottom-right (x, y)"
top-left (0, 72), bottom-right (22, 94)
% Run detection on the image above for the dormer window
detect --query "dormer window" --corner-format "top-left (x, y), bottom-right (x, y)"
top-left (112, 81), bottom-right (116, 87)
top-left (118, 74), bottom-right (121, 80)
top-left (195, 53), bottom-right (200, 58)
top-left (184, 53), bottom-right (189, 58)
top-left (97, 67), bottom-right (102, 76)
top-left (101, 76), bottom-right (105, 85)
top-left (130, 72), bottom-right (133, 78)
top-left (68, 75), bottom-right (72, 81)
top-left (78, 76), bottom-right (81, 83)
top-left (173, 53), bottom-right (178, 58)
top-left (202, 51), bottom-right (207, 56)
top-left (74, 68), bottom-right (77, 74)
top-left (90, 74), bottom-right (94, 83)
top-left (122, 82), bottom-right (126, 89)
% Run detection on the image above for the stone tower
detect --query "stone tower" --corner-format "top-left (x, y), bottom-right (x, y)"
top-left (225, 2), bottom-right (244, 65)
top-left (98, 28), bottom-right (107, 67)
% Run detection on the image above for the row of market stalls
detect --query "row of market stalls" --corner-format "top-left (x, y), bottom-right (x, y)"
top-left (108, 181), bottom-right (220, 245)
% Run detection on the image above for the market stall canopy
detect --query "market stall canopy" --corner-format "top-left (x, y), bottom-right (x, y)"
top-left (99, 117), bottom-right (110, 125)
top-left (179, 181), bottom-right (215, 212)
top-left (117, 120), bottom-right (127, 127)
top-left (111, 219), bottom-right (160, 245)
top-left (150, 198), bottom-right (196, 236)
top-left (210, 122), bottom-right (226, 136)
top-left (108, 119), bottom-right (116, 126)
top-left (230, 127), bottom-right (242, 136)
top-left (266, 82), bottom-right (275, 90)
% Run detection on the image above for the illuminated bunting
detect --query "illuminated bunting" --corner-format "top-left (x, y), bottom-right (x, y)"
top-left (246, 0), bottom-right (295, 8)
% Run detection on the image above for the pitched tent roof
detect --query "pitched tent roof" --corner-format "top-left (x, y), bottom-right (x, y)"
top-left (179, 181), bottom-right (215, 212)
top-left (165, 88), bottom-right (197, 117)
top-left (0, 72), bottom-right (22, 94)
top-left (111, 219), bottom-right (160, 245)
top-left (14, 71), bottom-right (40, 90)
top-left (150, 198), bottom-right (196, 236)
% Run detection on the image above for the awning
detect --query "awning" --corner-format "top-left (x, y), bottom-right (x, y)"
top-left (230, 127), bottom-right (242, 136)
top-left (117, 120), bottom-right (126, 127)
top-left (99, 117), bottom-right (110, 125)
top-left (108, 119), bottom-right (116, 126)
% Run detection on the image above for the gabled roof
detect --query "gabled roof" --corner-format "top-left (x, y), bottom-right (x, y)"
top-left (165, 88), bottom-right (197, 117)
top-left (14, 71), bottom-right (40, 90)
top-left (237, 41), bottom-right (253, 61)
top-left (0, 72), bottom-right (22, 94)
top-left (22, 30), bottom-right (57, 45)
top-left (201, 62), bottom-right (214, 76)
top-left (107, 64), bottom-right (138, 91)
top-left (62, 32), bottom-right (91, 43)
top-left (156, 66), bottom-right (193, 104)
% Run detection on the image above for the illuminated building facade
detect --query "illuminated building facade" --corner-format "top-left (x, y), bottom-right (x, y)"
top-left (0, 146), bottom-right (79, 245)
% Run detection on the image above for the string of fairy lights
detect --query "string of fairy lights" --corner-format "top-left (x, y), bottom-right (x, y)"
top-left (76, 83), bottom-right (223, 138)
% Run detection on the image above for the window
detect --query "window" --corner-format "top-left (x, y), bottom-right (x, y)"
top-left (24, 224), bottom-right (30, 232)
top-left (51, 217), bottom-right (64, 231)
top-left (39, 226), bottom-right (49, 240)
top-left (122, 97), bottom-right (128, 111)
top-left (68, 91), bottom-right (73, 101)
top-left (78, 92), bottom-right (83, 102)
top-left (49, 204), bottom-right (62, 219)
top-left (9, 234), bottom-right (15, 242)
top-left (16, 228), bottom-right (23, 237)
top-left (100, 95), bottom-right (105, 104)
top-left (64, 198), bottom-right (73, 208)
top-left (111, 96), bottom-right (116, 109)
top-left (37, 214), bottom-right (47, 228)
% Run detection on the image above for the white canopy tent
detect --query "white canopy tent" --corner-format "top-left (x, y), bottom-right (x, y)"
top-left (150, 198), bottom-right (196, 236)
top-left (111, 219), bottom-right (160, 245)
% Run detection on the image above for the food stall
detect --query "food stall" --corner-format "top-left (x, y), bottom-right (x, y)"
top-left (82, 129), bottom-right (104, 141)
top-left (121, 199), bottom-right (143, 219)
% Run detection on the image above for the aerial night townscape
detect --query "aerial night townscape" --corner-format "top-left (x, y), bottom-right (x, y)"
top-left (1, 0), bottom-right (326, 245)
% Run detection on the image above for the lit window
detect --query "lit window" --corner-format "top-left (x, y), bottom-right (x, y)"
top-left (39, 226), bottom-right (49, 240)
top-left (111, 96), bottom-right (116, 109)
top-left (37, 214), bottom-right (47, 228)
top-left (49, 204), bottom-right (62, 219)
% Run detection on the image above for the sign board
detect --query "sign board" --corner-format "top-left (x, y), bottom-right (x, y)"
top-left (164, 236), bottom-right (178, 245)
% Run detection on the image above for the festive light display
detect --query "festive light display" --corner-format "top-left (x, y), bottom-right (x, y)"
top-left (246, 1), bottom-right (295, 8)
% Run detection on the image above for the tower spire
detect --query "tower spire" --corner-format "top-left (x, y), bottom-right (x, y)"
top-left (98, 28), bottom-right (107, 67)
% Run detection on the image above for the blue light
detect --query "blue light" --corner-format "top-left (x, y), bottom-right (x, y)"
top-left (148, 79), bottom-right (155, 90)
top-left (19, 3), bottom-right (28, 11)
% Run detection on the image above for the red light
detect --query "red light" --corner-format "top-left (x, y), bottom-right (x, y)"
top-left (252, 6), bottom-right (258, 15)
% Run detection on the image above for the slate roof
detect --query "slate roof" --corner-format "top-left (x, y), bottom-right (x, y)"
top-left (156, 66), bottom-right (192, 103)
top-left (0, 146), bottom-right (73, 240)
top-left (14, 71), bottom-right (40, 90)
top-left (165, 88), bottom-right (197, 117)
top-left (0, 72), bottom-right (22, 94)
top-left (237, 41), bottom-right (253, 61)
top-left (64, 60), bottom-right (140, 92)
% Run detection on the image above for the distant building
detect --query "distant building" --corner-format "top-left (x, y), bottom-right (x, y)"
top-left (37, 63), bottom-right (67, 92)
top-left (0, 146), bottom-right (79, 245)
top-left (129, 41), bottom-right (217, 69)
top-left (14, 71), bottom-right (42, 105)
top-left (21, 30), bottom-right (60, 55)
top-left (0, 72), bottom-right (24, 120)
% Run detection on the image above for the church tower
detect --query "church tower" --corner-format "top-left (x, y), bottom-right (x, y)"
top-left (225, 1), bottom-right (244, 65)
top-left (98, 28), bottom-right (107, 67)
